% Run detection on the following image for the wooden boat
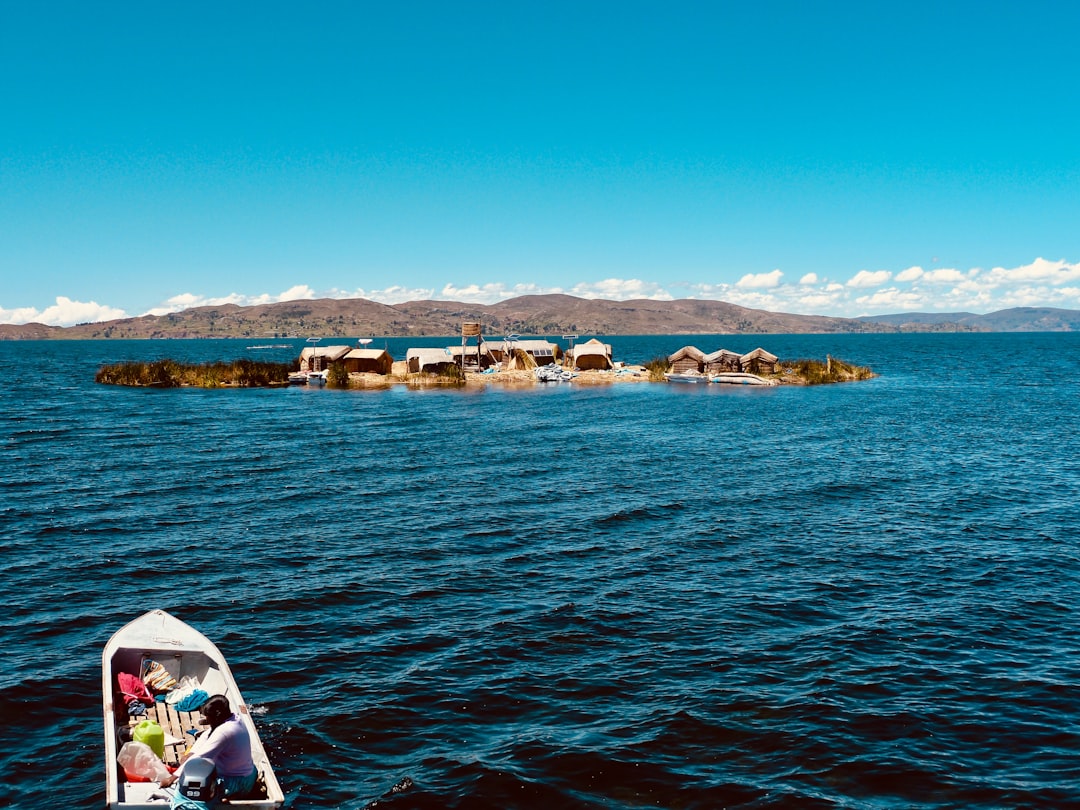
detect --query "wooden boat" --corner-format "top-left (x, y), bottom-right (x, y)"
top-left (710, 372), bottom-right (777, 386)
top-left (103, 609), bottom-right (284, 809)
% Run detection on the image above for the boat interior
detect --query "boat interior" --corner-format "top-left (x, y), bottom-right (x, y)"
top-left (106, 648), bottom-right (272, 809)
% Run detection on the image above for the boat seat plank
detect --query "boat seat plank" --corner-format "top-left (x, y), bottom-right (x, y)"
top-left (154, 702), bottom-right (205, 766)
top-left (126, 702), bottom-right (207, 767)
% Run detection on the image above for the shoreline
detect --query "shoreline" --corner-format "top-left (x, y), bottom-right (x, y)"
top-left (341, 361), bottom-right (874, 388)
top-left (94, 357), bottom-right (875, 388)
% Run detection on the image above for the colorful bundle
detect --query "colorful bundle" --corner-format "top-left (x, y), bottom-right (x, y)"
top-left (141, 659), bottom-right (178, 692)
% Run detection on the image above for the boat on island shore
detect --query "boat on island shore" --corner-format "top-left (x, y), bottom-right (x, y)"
top-left (288, 369), bottom-right (328, 386)
top-left (710, 372), bottom-right (777, 386)
top-left (664, 372), bottom-right (709, 384)
top-left (103, 609), bottom-right (284, 809)
top-left (534, 365), bottom-right (575, 382)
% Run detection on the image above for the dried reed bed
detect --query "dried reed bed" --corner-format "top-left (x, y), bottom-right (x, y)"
top-left (95, 359), bottom-right (292, 387)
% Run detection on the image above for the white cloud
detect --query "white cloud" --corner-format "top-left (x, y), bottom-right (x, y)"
top-left (921, 268), bottom-right (967, 284)
top-left (794, 292), bottom-right (842, 310)
top-left (0, 305), bottom-right (45, 325)
top-left (847, 269), bottom-right (892, 288)
top-left (328, 285), bottom-right (436, 304)
top-left (895, 266), bottom-right (923, 282)
top-left (725, 290), bottom-right (781, 310)
top-left (432, 278), bottom-right (673, 304)
top-left (0, 296), bottom-right (127, 327)
top-left (736, 269), bottom-right (783, 289)
top-left (798, 273), bottom-right (819, 285)
top-left (143, 286), bottom-right (318, 317)
top-left (569, 278), bottom-right (672, 300)
top-left (273, 284), bottom-right (318, 302)
top-left (438, 283), bottom-right (512, 303)
top-left (362, 285), bottom-right (438, 304)
top-left (682, 283), bottom-right (729, 298)
top-left (986, 257), bottom-right (1080, 285)
top-left (855, 288), bottom-right (927, 309)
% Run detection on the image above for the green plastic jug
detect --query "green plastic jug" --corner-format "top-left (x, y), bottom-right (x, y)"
top-left (133, 719), bottom-right (165, 759)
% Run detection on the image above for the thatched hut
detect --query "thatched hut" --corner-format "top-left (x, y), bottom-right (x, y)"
top-left (447, 344), bottom-right (497, 369)
top-left (516, 340), bottom-right (559, 366)
top-left (493, 339), bottom-right (559, 368)
top-left (343, 348), bottom-right (393, 375)
top-left (740, 347), bottom-right (779, 374)
top-left (406, 348), bottom-right (455, 374)
top-left (668, 346), bottom-right (705, 374)
top-left (572, 338), bottom-right (614, 370)
top-left (704, 348), bottom-right (742, 374)
top-left (299, 345), bottom-right (351, 372)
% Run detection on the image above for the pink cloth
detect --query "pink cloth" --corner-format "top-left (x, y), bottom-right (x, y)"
top-left (117, 672), bottom-right (153, 705)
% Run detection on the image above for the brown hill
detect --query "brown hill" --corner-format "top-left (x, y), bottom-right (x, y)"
top-left (1, 294), bottom-right (979, 339)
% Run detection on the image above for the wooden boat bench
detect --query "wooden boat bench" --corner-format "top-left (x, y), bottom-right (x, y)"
top-left (132, 701), bottom-right (207, 767)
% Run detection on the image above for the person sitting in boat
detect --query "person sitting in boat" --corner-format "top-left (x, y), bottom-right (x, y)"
top-left (161, 695), bottom-right (257, 798)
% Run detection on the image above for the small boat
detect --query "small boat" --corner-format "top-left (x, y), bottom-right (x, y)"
top-left (665, 372), bottom-right (708, 384)
top-left (710, 372), bottom-right (777, 386)
top-left (287, 371), bottom-right (309, 385)
top-left (103, 609), bottom-right (284, 809)
top-left (306, 370), bottom-right (328, 386)
top-left (534, 365), bottom-right (575, 382)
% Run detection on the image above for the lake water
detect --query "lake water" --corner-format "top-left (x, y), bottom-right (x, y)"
top-left (1, 333), bottom-right (1078, 808)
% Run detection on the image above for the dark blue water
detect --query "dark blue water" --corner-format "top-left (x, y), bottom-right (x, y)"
top-left (1, 333), bottom-right (1079, 808)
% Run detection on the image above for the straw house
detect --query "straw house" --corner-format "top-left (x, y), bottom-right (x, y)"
top-left (299, 345), bottom-right (351, 372)
top-left (572, 338), bottom-right (614, 370)
top-left (343, 348), bottom-right (393, 375)
top-left (704, 349), bottom-right (742, 374)
top-left (495, 339), bottom-right (559, 368)
top-left (447, 344), bottom-right (497, 369)
top-left (739, 347), bottom-right (779, 374)
top-left (515, 339), bottom-right (558, 365)
top-left (406, 347), bottom-right (455, 374)
top-left (475, 339), bottom-right (511, 364)
top-left (668, 346), bottom-right (705, 374)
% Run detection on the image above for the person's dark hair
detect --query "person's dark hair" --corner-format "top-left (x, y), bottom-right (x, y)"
top-left (201, 695), bottom-right (232, 724)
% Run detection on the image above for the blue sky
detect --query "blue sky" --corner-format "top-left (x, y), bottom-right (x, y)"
top-left (2, 1), bottom-right (1078, 326)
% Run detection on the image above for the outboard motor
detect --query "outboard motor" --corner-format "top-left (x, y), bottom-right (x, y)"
top-left (177, 756), bottom-right (218, 804)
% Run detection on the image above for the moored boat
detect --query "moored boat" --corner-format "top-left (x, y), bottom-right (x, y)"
top-left (665, 372), bottom-right (708, 383)
top-left (103, 609), bottom-right (284, 809)
top-left (534, 365), bottom-right (575, 382)
top-left (710, 372), bottom-right (777, 386)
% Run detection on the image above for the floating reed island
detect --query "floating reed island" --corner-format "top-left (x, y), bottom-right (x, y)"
top-left (95, 359), bottom-right (292, 388)
top-left (95, 341), bottom-right (874, 389)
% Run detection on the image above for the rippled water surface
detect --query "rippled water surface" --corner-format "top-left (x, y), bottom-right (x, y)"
top-left (1, 334), bottom-right (1079, 808)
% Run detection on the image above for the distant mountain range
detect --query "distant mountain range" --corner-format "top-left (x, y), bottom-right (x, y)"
top-left (2, 296), bottom-right (1079, 339)
top-left (854, 307), bottom-right (1080, 332)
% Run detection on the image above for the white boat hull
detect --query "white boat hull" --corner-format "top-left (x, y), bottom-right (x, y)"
top-left (103, 610), bottom-right (284, 809)
top-left (710, 373), bottom-right (777, 386)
